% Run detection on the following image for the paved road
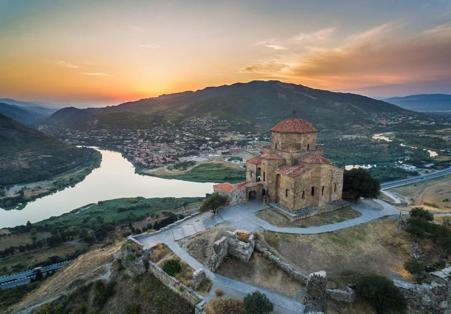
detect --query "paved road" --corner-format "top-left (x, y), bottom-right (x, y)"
top-left (381, 167), bottom-right (451, 190)
top-left (133, 198), bottom-right (400, 313)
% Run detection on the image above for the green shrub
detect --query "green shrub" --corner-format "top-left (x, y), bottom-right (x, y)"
top-left (410, 207), bottom-right (433, 221)
top-left (243, 291), bottom-right (273, 314)
top-left (162, 259), bottom-right (181, 276)
top-left (200, 193), bottom-right (228, 213)
top-left (355, 274), bottom-right (406, 314)
top-left (343, 168), bottom-right (380, 201)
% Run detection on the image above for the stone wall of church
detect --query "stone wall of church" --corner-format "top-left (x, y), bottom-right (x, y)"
top-left (276, 175), bottom-right (296, 209)
top-left (272, 132), bottom-right (317, 153)
top-left (261, 158), bottom-right (285, 202)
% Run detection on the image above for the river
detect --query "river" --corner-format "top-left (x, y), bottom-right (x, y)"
top-left (0, 149), bottom-right (214, 228)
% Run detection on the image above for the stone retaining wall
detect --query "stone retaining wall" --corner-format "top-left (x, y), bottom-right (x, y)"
top-left (254, 239), bottom-right (307, 283)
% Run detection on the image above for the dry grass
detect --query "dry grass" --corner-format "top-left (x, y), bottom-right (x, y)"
top-left (261, 218), bottom-right (413, 285)
top-left (391, 174), bottom-right (451, 212)
top-left (149, 243), bottom-right (171, 263)
top-left (256, 206), bottom-right (361, 228)
top-left (10, 242), bottom-right (121, 313)
top-left (217, 252), bottom-right (303, 297)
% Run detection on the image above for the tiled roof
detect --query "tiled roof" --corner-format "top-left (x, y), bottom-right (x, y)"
top-left (261, 152), bottom-right (284, 160)
top-left (299, 152), bottom-right (330, 164)
top-left (213, 183), bottom-right (237, 193)
top-left (271, 117), bottom-right (317, 134)
top-left (247, 156), bottom-right (262, 165)
top-left (276, 164), bottom-right (309, 177)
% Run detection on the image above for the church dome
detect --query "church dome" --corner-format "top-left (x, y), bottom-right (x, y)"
top-left (271, 117), bottom-right (317, 133)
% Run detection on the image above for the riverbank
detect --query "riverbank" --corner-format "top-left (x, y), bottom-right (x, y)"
top-left (140, 161), bottom-right (245, 183)
top-left (0, 149), bottom-right (101, 210)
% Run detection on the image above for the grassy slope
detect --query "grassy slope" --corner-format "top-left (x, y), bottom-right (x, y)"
top-left (0, 113), bottom-right (100, 188)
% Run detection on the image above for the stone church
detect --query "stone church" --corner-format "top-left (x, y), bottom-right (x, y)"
top-left (215, 116), bottom-right (344, 219)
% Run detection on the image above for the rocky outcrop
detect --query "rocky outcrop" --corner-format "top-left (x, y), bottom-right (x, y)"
top-left (206, 230), bottom-right (255, 271)
top-left (326, 287), bottom-right (355, 303)
top-left (227, 230), bottom-right (255, 263)
top-left (207, 236), bottom-right (229, 271)
top-left (192, 269), bottom-right (206, 290)
top-left (304, 271), bottom-right (328, 313)
top-left (394, 278), bottom-right (450, 314)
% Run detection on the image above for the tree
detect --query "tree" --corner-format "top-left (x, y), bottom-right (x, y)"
top-left (200, 193), bottom-right (228, 213)
top-left (206, 297), bottom-right (245, 314)
top-left (355, 274), bottom-right (406, 314)
top-left (410, 207), bottom-right (433, 221)
top-left (343, 169), bottom-right (380, 201)
top-left (244, 291), bottom-right (273, 314)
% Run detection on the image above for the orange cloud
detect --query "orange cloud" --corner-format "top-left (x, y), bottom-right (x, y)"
top-left (243, 23), bottom-right (451, 92)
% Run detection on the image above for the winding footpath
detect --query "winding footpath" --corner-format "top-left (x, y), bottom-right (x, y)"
top-left (132, 199), bottom-right (400, 313)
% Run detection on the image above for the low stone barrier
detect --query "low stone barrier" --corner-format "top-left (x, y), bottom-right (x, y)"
top-left (254, 239), bottom-right (307, 283)
top-left (129, 211), bottom-right (203, 245)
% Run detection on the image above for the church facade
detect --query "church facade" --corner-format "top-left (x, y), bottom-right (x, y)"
top-left (214, 117), bottom-right (344, 219)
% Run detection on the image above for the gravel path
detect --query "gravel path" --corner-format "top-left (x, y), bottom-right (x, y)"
top-left (132, 198), bottom-right (399, 313)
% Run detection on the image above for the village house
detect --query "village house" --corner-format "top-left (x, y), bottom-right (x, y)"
top-left (215, 116), bottom-right (345, 219)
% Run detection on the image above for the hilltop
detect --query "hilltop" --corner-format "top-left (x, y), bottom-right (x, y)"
top-left (42, 80), bottom-right (430, 133)
top-left (0, 99), bottom-right (55, 127)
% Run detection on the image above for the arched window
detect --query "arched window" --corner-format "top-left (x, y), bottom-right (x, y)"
top-left (263, 172), bottom-right (266, 181)
top-left (311, 186), bottom-right (315, 196)
top-left (334, 183), bottom-right (337, 192)
top-left (285, 189), bottom-right (289, 197)
top-left (321, 186), bottom-right (325, 196)
top-left (302, 191), bottom-right (305, 199)
top-left (307, 144), bottom-right (310, 151)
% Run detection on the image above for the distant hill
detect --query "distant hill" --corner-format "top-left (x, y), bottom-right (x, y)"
top-left (0, 113), bottom-right (98, 187)
top-left (0, 98), bottom-right (56, 126)
top-left (42, 80), bottom-right (426, 133)
top-left (384, 94), bottom-right (451, 113)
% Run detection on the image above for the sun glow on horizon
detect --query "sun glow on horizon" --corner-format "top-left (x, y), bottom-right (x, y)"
top-left (1, 0), bottom-right (451, 106)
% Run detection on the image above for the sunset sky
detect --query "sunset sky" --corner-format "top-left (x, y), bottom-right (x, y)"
top-left (1, 0), bottom-right (451, 106)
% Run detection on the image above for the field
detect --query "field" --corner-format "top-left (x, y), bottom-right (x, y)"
top-left (152, 161), bottom-right (245, 183)
top-left (390, 175), bottom-right (451, 212)
top-left (256, 206), bottom-right (360, 228)
top-left (0, 241), bottom-right (88, 275)
top-left (35, 197), bottom-right (201, 230)
top-left (261, 218), bottom-right (412, 285)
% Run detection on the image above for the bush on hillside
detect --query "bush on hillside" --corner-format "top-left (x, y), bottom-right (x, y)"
top-left (410, 207), bottom-right (433, 221)
top-left (243, 291), bottom-right (273, 314)
top-left (355, 274), bottom-right (406, 314)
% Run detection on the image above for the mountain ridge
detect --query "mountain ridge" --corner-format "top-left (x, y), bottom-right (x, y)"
top-left (42, 80), bottom-right (425, 132)
top-left (384, 94), bottom-right (451, 112)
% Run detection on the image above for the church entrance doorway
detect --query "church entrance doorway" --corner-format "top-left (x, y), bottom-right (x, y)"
top-left (248, 190), bottom-right (257, 200)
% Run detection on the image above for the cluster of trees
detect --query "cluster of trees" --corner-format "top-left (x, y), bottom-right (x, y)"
top-left (406, 207), bottom-right (451, 255)
top-left (342, 168), bottom-right (380, 201)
